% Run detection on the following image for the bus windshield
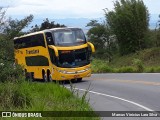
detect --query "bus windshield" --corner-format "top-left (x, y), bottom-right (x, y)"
top-left (58, 48), bottom-right (90, 68)
top-left (53, 29), bottom-right (86, 46)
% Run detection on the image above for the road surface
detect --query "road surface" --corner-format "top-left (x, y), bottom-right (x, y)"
top-left (65, 73), bottom-right (160, 120)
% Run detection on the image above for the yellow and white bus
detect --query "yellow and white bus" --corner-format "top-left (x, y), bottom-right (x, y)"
top-left (14, 27), bottom-right (95, 82)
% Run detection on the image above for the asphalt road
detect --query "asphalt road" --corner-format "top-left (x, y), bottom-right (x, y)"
top-left (65, 73), bottom-right (160, 120)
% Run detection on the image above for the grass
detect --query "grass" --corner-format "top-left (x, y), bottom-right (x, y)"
top-left (91, 47), bottom-right (160, 73)
top-left (0, 78), bottom-right (100, 120)
top-left (110, 47), bottom-right (160, 68)
top-left (91, 59), bottom-right (113, 73)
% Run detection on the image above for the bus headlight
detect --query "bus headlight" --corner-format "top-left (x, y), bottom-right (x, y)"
top-left (59, 70), bottom-right (75, 74)
top-left (58, 70), bottom-right (67, 74)
top-left (85, 67), bottom-right (91, 71)
top-left (58, 67), bottom-right (91, 74)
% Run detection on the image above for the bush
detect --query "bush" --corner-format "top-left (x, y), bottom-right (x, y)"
top-left (100, 66), bottom-right (113, 73)
top-left (0, 80), bottom-right (32, 110)
top-left (132, 59), bottom-right (144, 72)
top-left (91, 59), bottom-right (113, 73)
top-left (146, 67), bottom-right (160, 73)
top-left (0, 81), bottom-right (99, 118)
top-left (154, 67), bottom-right (160, 72)
top-left (116, 66), bottom-right (136, 73)
top-left (0, 60), bottom-right (24, 82)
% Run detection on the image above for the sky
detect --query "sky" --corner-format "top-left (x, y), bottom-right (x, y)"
top-left (0, 0), bottom-right (160, 30)
top-left (1, 0), bottom-right (160, 19)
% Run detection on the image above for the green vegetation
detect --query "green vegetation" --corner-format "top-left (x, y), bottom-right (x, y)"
top-left (105, 0), bottom-right (149, 55)
top-left (110, 47), bottom-right (160, 67)
top-left (91, 59), bottom-right (113, 73)
top-left (0, 79), bottom-right (99, 120)
top-left (87, 20), bottom-right (118, 61)
top-left (30, 18), bottom-right (66, 32)
top-left (88, 0), bottom-right (151, 58)
top-left (92, 47), bottom-right (160, 73)
top-left (87, 0), bottom-right (160, 73)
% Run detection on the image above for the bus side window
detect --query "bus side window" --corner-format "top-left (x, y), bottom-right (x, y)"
top-left (45, 32), bottom-right (54, 45)
top-left (30, 34), bottom-right (46, 47)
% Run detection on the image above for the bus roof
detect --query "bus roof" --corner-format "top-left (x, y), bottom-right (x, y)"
top-left (14, 27), bottom-right (82, 40)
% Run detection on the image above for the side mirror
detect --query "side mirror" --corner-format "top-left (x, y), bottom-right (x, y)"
top-left (48, 45), bottom-right (59, 57)
top-left (87, 42), bottom-right (95, 53)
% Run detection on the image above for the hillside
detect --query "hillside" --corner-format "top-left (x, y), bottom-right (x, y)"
top-left (110, 47), bottom-right (160, 67)
top-left (92, 47), bottom-right (160, 73)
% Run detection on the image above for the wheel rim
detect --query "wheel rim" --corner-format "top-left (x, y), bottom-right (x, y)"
top-left (49, 74), bottom-right (52, 82)
top-left (43, 74), bottom-right (47, 82)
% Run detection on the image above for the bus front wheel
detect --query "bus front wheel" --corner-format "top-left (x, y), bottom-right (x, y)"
top-left (77, 78), bottom-right (82, 82)
top-left (48, 72), bottom-right (53, 82)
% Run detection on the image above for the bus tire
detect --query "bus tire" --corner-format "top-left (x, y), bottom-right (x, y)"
top-left (77, 78), bottom-right (82, 82)
top-left (42, 71), bottom-right (47, 82)
top-left (30, 72), bottom-right (34, 82)
top-left (49, 74), bottom-right (53, 82)
top-left (28, 72), bottom-right (34, 82)
top-left (24, 69), bottom-right (28, 80)
top-left (47, 71), bottom-right (52, 82)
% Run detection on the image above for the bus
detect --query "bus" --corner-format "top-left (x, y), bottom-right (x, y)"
top-left (14, 27), bottom-right (95, 82)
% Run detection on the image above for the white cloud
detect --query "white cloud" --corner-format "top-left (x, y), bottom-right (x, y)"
top-left (3, 0), bottom-right (114, 19)
top-left (1, 0), bottom-right (160, 19)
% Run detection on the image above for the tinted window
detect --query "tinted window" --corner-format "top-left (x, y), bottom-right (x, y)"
top-left (14, 34), bottom-right (46, 49)
top-left (58, 48), bottom-right (90, 68)
top-left (25, 56), bottom-right (49, 66)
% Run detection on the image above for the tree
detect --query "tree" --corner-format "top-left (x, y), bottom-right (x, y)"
top-left (30, 18), bottom-right (66, 32)
top-left (87, 20), bottom-right (118, 61)
top-left (105, 0), bottom-right (149, 55)
top-left (4, 15), bottom-right (33, 39)
top-left (0, 8), bottom-right (33, 82)
top-left (1, 14), bottom-right (34, 62)
top-left (0, 7), bottom-right (6, 32)
top-left (155, 14), bottom-right (160, 47)
top-left (0, 8), bottom-right (33, 62)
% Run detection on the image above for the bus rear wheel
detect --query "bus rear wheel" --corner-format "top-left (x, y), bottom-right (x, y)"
top-left (24, 70), bottom-right (34, 82)
top-left (48, 72), bottom-right (53, 82)
top-left (46, 70), bottom-right (52, 82)
top-left (30, 73), bottom-right (34, 82)
top-left (42, 73), bottom-right (47, 82)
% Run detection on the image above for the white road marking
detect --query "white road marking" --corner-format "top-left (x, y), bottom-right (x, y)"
top-left (66, 87), bottom-right (154, 111)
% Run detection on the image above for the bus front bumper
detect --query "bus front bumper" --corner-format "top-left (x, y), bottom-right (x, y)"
top-left (53, 65), bottom-right (91, 80)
